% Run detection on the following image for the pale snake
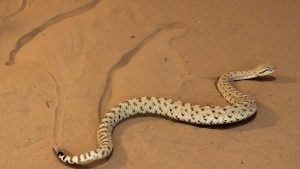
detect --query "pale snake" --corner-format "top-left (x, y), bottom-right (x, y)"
top-left (53, 64), bottom-right (275, 165)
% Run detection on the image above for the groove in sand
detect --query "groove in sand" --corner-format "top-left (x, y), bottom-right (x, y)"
top-left (98, 22), bottom-right (180, 117)
top-left (5, 0), bottom-right (102, 65)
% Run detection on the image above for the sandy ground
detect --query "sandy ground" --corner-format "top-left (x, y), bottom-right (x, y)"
top-left (0, 0), bottom-right (299, 169)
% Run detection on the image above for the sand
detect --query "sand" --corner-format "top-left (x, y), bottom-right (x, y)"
top-left (0, 0), bottom-right (299, 168)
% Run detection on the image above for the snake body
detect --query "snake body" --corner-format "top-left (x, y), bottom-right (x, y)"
top-left (54, 64), bottom-right (275, 165)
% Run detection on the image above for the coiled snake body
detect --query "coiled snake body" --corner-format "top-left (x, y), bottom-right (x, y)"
top-left (54, 64), bottom-right (275, 165)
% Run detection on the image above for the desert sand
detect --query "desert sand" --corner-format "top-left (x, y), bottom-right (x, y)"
top-left (0, 0), bottom-right (299, 169)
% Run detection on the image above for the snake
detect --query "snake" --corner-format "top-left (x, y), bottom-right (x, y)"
top-left (53, 64), bottom-right (275, 165)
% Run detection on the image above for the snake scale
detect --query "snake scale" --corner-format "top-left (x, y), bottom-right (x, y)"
top-left (54, 64), bottom-right (275, 165)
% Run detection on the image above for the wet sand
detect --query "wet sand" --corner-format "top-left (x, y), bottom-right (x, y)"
top-left (0, 0), bottom-right (299, 168)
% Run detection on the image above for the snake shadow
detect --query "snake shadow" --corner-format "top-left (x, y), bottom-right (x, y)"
top-left (181, 75), bottom-right (278, 130)
top-left (198, 103), bottom-right (278, 131)
top-left (207, 75), bottom-right (278, 131)
top-left (206, 75), bottom-right (278, 131)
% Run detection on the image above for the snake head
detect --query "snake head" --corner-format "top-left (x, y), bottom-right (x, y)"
top-left (254, 64), bottom-right (275, 76)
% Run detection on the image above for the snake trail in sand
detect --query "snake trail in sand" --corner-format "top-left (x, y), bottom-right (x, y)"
top-left (54, 64), bottom-right (275, 165)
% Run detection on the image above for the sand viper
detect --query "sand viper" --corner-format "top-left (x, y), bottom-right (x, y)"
top-left (53, 64), bottom-right (275, 165)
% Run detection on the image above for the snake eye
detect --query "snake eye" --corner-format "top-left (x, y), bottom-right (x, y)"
top-left (259, 68), bottom-right (270, 74)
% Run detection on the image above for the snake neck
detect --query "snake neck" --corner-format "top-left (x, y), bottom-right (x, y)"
top-left (217, 70), bottom-right (256, 107)
top-left (227, 70), bottom-right (258, 81)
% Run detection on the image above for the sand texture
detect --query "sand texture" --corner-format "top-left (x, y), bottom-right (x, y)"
top-left (0, 0), bottom-right (299, 168)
